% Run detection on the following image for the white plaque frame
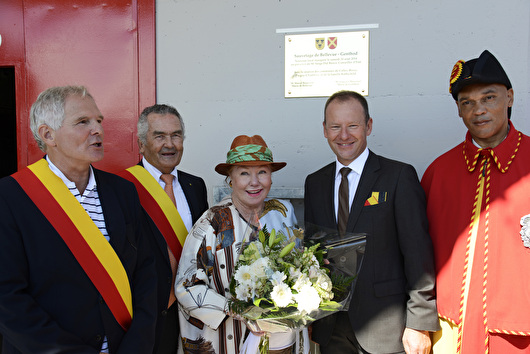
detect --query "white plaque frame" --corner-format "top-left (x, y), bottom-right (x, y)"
top-left (284, 31), bottom-right (369, 98)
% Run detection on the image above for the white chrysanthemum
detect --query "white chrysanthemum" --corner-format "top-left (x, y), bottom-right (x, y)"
top-left (270, 271), bottom-right (287, 286)
top-left (250, 257), bottom-right (270, 279)
top-left (271, 282), bottom-right (293, 307)
top-left (235, 284), bottom-right (251, 301)
top-left (294, 284), bottom-right (321, 313)
top-left (293, 273), bottom-right (311, 292)
top-left (234, 265), bottom-right (253, 285)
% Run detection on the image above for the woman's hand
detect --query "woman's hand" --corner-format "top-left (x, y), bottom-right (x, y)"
top-left (227, 309), bottom-right (265, 336)
top-left (249, 329), bottom-right (266, 336)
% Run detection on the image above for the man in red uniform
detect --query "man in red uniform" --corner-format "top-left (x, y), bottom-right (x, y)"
top-left (422, 50), bottom-right (530, 353)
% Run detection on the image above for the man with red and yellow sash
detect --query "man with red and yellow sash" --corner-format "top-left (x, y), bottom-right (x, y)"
top-left (422, 50), bottom-right (530, 353)
top-left (0, 86), bottom-right (158, 353)
top-left (120, 104), bottom-right (208, 354)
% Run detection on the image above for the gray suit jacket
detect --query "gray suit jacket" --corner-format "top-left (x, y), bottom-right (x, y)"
top-left (304, 151), bottom-right (439, 353)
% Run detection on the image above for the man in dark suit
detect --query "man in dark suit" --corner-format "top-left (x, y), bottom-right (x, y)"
top-left (120, 104), bottom-right (208, 354)
top-left (305, 90), bottom-right (439, 353)
top-left (0, 86), bottom-right (158, 353)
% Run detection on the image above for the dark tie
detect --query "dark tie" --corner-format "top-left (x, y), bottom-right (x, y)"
top-left (337, 167), bottom-right (351, 237)
top-left (160, 173), bottom-right (177, 307)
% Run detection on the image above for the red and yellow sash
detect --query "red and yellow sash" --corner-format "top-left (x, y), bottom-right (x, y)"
top-left (13, 160), bottom-right (133, 330)
top-left (119, 165), bottom-right (187, 262)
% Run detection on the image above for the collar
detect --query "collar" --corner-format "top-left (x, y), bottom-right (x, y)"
top-left (46, 156), bottom-right (96, 194)
top-left (334, 147), bottom-right (369, 178)
top-left (141, 157), bottom-right (178, 182)
top-left (463, 120), bottom-right (522, 173)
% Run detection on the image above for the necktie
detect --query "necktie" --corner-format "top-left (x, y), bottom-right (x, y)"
top-left (337, 167), bottom-right (351, 237)
top-left (160, 173), bottom-right (176, 206)
top-left (160, 173), bottom-right (178, 307)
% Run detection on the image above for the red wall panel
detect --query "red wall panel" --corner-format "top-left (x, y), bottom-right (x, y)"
top-left (0, 0), bottom-right (29, 171)
top-left (0, 0), bottom-right (155, 172)
top-left (0, 0), bottom-right (25, 63)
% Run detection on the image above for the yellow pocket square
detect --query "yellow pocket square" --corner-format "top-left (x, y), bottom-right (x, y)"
top-left (364, 191), bottom-right (387, 206)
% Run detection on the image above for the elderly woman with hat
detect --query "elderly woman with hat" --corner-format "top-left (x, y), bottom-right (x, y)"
top-left (175, 135), bottom-right (305, 354)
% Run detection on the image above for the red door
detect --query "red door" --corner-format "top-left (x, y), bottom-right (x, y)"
top-left (0, 0), bottom-right (155, 173)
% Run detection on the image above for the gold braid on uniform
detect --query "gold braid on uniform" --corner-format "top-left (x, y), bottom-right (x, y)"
top-left (261, 199), bottom-right (288, 218)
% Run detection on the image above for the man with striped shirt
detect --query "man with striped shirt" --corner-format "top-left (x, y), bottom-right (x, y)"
top-left (0, 86), bottom-right (158, 353)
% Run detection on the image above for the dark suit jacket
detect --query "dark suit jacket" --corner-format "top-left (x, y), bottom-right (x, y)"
top-left (304, 151), bottom-right (439, 353)
top-left (135, 162), bottom-right (208, 352)
top-left (0, 168), bottom-right (158, 354)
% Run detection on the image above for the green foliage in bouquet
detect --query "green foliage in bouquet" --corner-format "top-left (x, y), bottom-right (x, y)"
top-left (228, 225), bottom-right (354, 319)
top-left (328, 272), bottom-right (356, 304)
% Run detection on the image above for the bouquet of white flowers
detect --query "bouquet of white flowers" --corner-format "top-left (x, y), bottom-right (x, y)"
top-left (229, 225), bottom-right (364, 353)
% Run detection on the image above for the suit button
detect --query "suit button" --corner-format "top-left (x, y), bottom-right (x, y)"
top-left (167, 277), bottom-right (172, 284)
top-left (162, 310), bottom-right (168, 316)
top-left (227, 334), bottom-right (233, 340)
top-left (220, 264), bottom-right (225, 269)
top-left (99, 298), bottom-right (104, 304)
top-left (95, 335), bottom-right (102, 342)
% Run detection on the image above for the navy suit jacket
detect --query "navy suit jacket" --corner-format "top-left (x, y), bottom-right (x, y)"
top-left (304, 151), bottom-right (439, 353)
top-left (135, 162), bottom-right (208, 352)
top-left (0, 167), bottom-right (158, 354)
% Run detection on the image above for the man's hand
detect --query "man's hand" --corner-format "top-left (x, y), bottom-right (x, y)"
top-left (402, 328), bottom-right (431, 354)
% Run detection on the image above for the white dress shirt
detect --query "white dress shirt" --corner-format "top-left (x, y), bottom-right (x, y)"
top-left (142, 158), bottom-right (193, 231)
top-left (333, 148), bottom-right (369, 222)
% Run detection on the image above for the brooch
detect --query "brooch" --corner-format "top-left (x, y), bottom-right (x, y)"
top-left (520, 214), bottom-right (530, 248)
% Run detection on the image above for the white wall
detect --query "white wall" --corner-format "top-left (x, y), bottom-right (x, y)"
top-left (156, 0), bottom-right (530, 207)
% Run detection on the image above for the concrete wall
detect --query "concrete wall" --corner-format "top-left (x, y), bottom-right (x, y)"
top-left (156, 0), bottom-right (530, 211)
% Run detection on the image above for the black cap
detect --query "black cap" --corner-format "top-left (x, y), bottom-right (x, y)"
top-left (449, 50), bottom-right (512, 101)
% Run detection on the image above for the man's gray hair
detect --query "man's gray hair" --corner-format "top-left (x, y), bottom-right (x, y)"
top-left (137, 104), bottom-right (185, 144)
top-left (30, 86), bottom-right (93, 152)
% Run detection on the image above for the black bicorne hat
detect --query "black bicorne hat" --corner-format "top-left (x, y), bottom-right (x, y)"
top-left (449, 50), bottom-right (512, 117)
top-left (449, 50), bottom-right (512, 100)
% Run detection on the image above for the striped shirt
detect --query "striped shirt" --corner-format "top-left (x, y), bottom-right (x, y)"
top-left (46, 157), bottom-right (109, 352)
